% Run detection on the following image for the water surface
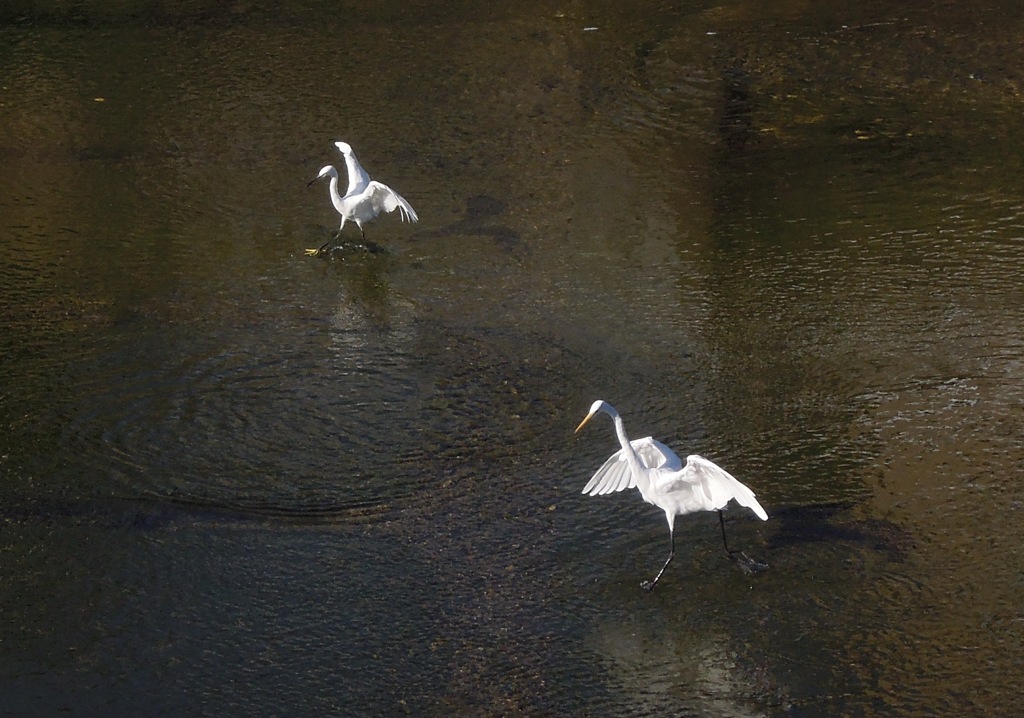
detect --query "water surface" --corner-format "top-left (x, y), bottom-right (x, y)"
top-left (2, 1), bottom-right (1023, 715)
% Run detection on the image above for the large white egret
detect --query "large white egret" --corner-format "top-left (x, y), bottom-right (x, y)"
top-left (306, 141), bottom-right (418, 255)
top-left (575, 400), bottom-right (769, 591)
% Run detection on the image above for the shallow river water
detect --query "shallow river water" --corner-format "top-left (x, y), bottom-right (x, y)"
top-left (2, 1), bottom-right (1023, 716)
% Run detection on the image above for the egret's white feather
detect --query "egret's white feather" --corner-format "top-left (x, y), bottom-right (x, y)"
top-left (679, 454), bottom-right (769, 520)
top-left (364, 181), bottom-right (418, 223)
top-left (335, 141), bottom-right (370, 196)
top-left (582, 437), bottom-right (680, 496)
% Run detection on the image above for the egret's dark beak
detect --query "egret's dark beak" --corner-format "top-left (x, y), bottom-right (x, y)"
top-left (306, 176), bottom-right (321, 188)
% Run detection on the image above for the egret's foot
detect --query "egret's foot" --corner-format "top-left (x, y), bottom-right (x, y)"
top-left (640, 579), bottom-right (656, 592)
top-left (306, 235), bottom-right (338, 257)
top-left (728, 550), bottom-right (769, 576)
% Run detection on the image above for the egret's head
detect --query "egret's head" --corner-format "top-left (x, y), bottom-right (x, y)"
top-left (334, 141), bottom-right (352, 155)
top-left (307, 165), bottom-right (337, 187)
top-left (575, 400), bottom-right (609, 434)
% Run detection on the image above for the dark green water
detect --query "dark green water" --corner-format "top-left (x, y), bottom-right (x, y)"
top-left (2, 1), bottom-right (1023, 715)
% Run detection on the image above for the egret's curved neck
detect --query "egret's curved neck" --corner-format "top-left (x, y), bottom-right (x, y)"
top-left (607, 408), bottom-right (649, 492)
top-left (328, 174), bottom-right (345, 213)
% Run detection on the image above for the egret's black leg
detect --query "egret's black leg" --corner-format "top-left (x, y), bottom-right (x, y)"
top-left (718, 510), bottom-right (769, 576)
top-left (641, 530), bottom-right (675, 592)
top-left (718, 510), bottom-right (736, 554)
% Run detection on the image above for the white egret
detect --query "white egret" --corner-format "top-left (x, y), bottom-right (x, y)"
top-left (306, 141), bottom-right (418, 255)
top-left (575, 400), bottom-right (769, 591)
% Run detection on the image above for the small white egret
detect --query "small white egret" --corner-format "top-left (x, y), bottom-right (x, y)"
top-left (306, 141), bottom-right (418, 255)
top-left (575, 400), bottom-right (769, 591)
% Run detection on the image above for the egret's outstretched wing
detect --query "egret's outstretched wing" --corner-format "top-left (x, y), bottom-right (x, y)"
top-left (366, 181), bottom-right (418, 223)
top-left (582, 437), bottom-right (682, 496)
top-left (681, 454), bottom-right (768, 520)
top-left (335, 142), bottom-right (371, 196)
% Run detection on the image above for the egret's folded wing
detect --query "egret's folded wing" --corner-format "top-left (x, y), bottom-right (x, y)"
top-left (581, 437), bottom-right (681, 496)
top-left (367, 181), bottom-right (418, 222)
top-left (684, 454), bottom-right (769, 520)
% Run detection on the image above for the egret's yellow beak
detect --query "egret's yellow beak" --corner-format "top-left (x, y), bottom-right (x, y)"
top-left (574, 412), bottom-right (595, 434)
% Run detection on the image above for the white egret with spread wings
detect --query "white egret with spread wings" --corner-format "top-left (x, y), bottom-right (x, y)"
top-left (575, 400), bottom-right (769, 591)
top-left (307, 141), bottom-right (417, 255)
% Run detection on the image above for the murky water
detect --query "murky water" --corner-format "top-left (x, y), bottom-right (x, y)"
top-left (2, 0), bottom-right (1023, 715)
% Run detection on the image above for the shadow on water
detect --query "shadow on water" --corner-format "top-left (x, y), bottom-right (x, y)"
top-left (765, 501), bottom-right (914, 561)
top-left (412, 194), bottom-right (524, 257)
